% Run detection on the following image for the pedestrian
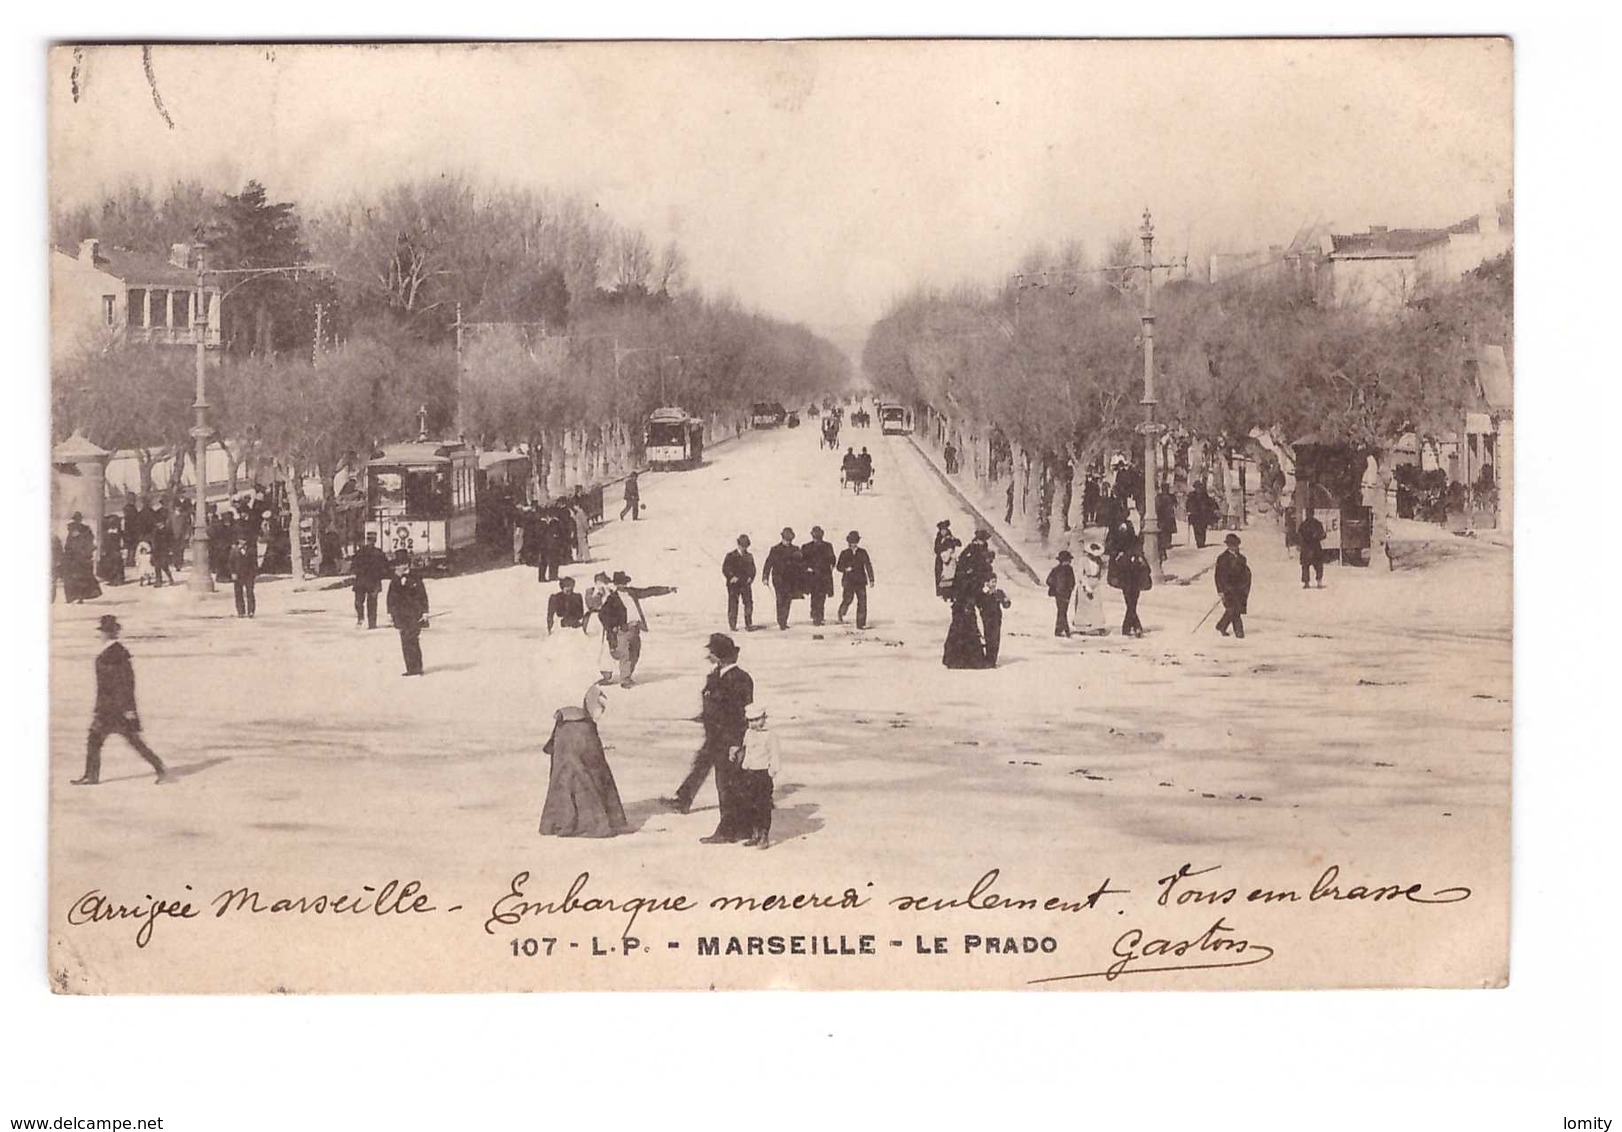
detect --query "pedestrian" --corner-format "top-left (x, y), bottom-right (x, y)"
top-left (148, 503), bottom-right (174, 586)
top-left (1083, 474), bottom-right (1101, 527)
top-left (977, 553), bottom-right (1012, 667)
top-left (511, 509), bottom-right (526, 565)
top-left (857, 447), bottom-right (873, 484)
top-left (958, 529), bottom-right (994, 595)
top-left (943, 591), bottom-right (986, 669)
top-left (734, 702), bottom-right (780, 849)
top-left (1155, 484), bottom-right (1178, 564)
top-left (386, 552), bottom-right (430, 676)
top-left (1187, 482), bottom-right (1216, 549)
top-left (801, 526), bottom-right (837, 626)
top-left (933, 520), bottom-right (955, 593)
top-left (667, 633), bottom-right (756, 846)
top-left (1298, 510), bottom-right (1327, 589)
top-left (546, 575), bottom-right (586, 632)
top-left (1106, 520), bottom-right (1151, 638)
top-left (319, 525), bottom-right (342, 577)
top-left (571, 498), bottom-right (592, 563)
top-left (229, 537), bottom-right (257, 618)
top-left (582, 571), bottom-right (614, 680)
top-left (122, 502), bottom-right (141, 566)
top-left (72, 615), bottom-right (171, 786)
top-left (944, 441), bottom-right (958, 474)
top-left (134, 541), bottom-right (154, 587)
top-left (598, 571), bottom-right (677, 687)
top-left (537, 632), bottom-right (628, 839)
top-left (1005, 478), bottom-right (1016, 523)
top-left (1046, 550), bottom-right (1076, 637)
top-left (1214, 533), bottom-right (1252, 639)
top-left (1074, 541), bottom-right (1108, 635)
top-left (762, 527), bottom-right (803, 630)
top-left (722, 534), bottom-right (756, 632)
top-left (349, 532), bottom-right (390, 629)
top-left (836, 531), bottom-right (875, 629)
top-left (620, 471), bottom-right (641, 521)
top-left (61, 513), bottom-right (100, 603)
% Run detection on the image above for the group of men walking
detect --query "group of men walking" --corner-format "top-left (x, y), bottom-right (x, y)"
top-left (722, 526), bottom-right (876, 632)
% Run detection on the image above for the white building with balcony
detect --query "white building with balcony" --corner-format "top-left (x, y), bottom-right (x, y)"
top-left (51, 238), bottom-right (223, 362)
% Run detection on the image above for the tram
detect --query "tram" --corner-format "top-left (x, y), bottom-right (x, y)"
top-left (644, 406), bottom-right (705, 470)
top-left (879, 402), bottom-right (914, 436)
top-left (364, 437), bottom-right (480, 567)
top-left (751, 401), bottom-right (788, 429)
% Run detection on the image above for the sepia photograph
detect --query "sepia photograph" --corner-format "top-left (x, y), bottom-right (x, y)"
top-left (39, 38), bottom-right (1521, 996)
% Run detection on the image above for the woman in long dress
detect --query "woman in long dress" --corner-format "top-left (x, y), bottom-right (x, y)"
top-left (943, 596), bottom-right (985, 668)
top-left (1072, 541), bottom-right (1108, 635)
top-left (538, 634), bottom-right (629, 838)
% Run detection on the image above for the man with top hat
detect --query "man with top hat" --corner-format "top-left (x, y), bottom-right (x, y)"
top-left (836, 530), bottom-right (875, 628)
top-left (722, 534), bottom-right (756, 632)
top-left (761, 527), bottom-right (803, 631)
top-left (1046, 549), bottom-right (1077, 637)
top-left (1214, 533), bottom-right (1252, 639)
top-left (72, 615), bottom-right (171, 785)
top-left (800, 525), bottom-right (837, 626)
top-left (350, 532), bottom-right (392, 629)
top-left (387, 552), bottom-right (431, 675)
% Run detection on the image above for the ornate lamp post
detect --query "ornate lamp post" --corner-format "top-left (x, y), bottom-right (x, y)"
top-left (1138, 208), bottom-right (1166, 585)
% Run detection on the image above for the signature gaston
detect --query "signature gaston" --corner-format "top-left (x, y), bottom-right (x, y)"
top-left (1028, 862), bottom-right (1472, 984)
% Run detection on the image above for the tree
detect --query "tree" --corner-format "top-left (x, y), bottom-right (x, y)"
top-left (208, 180), bottom-right (315, 357)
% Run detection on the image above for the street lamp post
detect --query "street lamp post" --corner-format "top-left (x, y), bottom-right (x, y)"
top-left (1138, 209), bottom-right (1166, 585)
top-left (188, 254), bottom-right (215, 593)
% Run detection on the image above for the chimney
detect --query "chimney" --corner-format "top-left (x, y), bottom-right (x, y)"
top-left (78, 238), bottom-right (100, 263)
top-left (169, 243), bottom-right (192, 269)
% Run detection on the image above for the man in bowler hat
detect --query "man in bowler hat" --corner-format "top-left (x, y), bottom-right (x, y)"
top-left (387, 552), bottom-right (431, 675)
top-left (1214, 533), bottom-right (1252, 639)
top-left (73, 615), bottom-right (171, 785)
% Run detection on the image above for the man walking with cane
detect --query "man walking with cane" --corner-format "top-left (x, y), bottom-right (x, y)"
top-left (72, 615), bottom-right (171, 786)
top-left (1213, 533), bottom-right (1252, 639)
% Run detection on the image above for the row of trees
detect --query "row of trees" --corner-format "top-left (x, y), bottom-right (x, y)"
top-left (52, 176), bottom-right (852, 519)
top-left (863, 243), bottom-right (1511, 536)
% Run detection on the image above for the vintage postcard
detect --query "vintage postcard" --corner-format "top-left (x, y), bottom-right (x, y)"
top-left (45, 39), bottom-right (1512, 993)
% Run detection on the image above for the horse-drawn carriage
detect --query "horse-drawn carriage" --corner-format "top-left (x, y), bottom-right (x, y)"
top-left (841, 451), bottom-right (874, 494)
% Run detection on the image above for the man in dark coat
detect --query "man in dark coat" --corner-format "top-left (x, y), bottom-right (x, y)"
top-left (668, 634), bottom-right (756, 844)
top-left (73, 615), bottom-right (170, 785)
top-left (1083, 474), bottom-right (1101, 527)
top-left (350, 532), bottom-right (391, 628)
top-left (122, 502), bottom-right (141, 565)
top-left (836, 530), bottom-right (875, 629)
top-left (1298, 511), bottom-right (1328, 589)
top-left (387, 553), bottom-right (430, 675)
top-left (1046, 550), bottom-right (1076, 637)
top-left (61, 513), bottom-right (100, 603)
top-left (800, 526), bottom-right (837, 626)
top-left (722, 534), bottom-right (756, 632)
top-left (148, 503), bottom-right (174, 586)
top-left (229, 537), bottom-right (258, 618)
top-left (1214, 533), bottom-right (1252, 639)
top-left (1189, 483), bottom-right (1218, 549)
top-left (977, 552), bottom-right (1011, 666)
top-left (546, 576), bottom-right (585, 632)
top-left (620, 471), bottom-right (641, 520)
top-left (857, 448), bottom-right (873, 482)
top-left (956, 529), bottom-right (994, 597)
top-left (761, 527), bottom-right (802, 630)
top-left (1154, 485), bottom-right (1178, 564)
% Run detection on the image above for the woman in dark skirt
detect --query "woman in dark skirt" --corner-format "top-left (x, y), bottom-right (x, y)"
top-left (538, 643), bottom-right (629, 838)
top-left (943, 599), bottom-right (986, 669)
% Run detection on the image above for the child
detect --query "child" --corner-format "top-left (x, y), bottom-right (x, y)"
top-left (736, 706), bottom-right (781, 849)
top-left (134, 540), bottom-right (154, 587)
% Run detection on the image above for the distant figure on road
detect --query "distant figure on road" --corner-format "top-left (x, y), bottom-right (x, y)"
top-left (1083, 473), bottom-right (1102, 527)
top-left (978, 552), bottom-right (1011, 667)
top-left (722, 534), bottom-right (756, 632)
top-left (1186, 482), bottom-right (1217, 549)
top-left (1298, 511), bottom-right (1327, 589)
top-left (387, 553), bottom-right (430, 676)
top-left (229, 537), bottom-right (257, 618)
top-left (350, 532), bottom-right (391, 629)
top-left (571, 499), bottom-right (592, 563)
top-left (61, 512), bottom-right (100, 604)
top-left (836, 531), bottom-right (875, 629)
top-left (620, 471), bottom-right (641, 521)
top-left (1005, 479), bottom-right (1016, 523)
top-left (857, 448), bottom-right (873, 484)
top-left (1046, 550), bottom-right (1076, 637)
top-left (762, 528), bottom-right (804, 630)
top-left (72, 614), bottom-right (171, 786)
top-left (1154, 485), bottom-right (1178, 564)
top-left (98, 517), bottom-right (125, 586)
top-left (1214, 533), bottom-right (1252, 639)
top-left (537, 633), bottom-right (627, 839)
top-left (511, 508), bottom-right (526, 565)
top-left (801, 526), bottom-right (837, 626)
top-left (546, 576), bottom-right (585, 633)
top-left (599, 571), bottom-right (677, 687)
top-left (933, 520), bottom-right (955, 594)
top-left (944, 441), bottom-right (959, 474)
top-left (1106, 520), bottom-right (1150, 638)
top-left (148, 503), bottom-right (175, 586)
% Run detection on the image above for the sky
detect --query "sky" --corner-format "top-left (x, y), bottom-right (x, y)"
top-left (48, 40), bottom-right (1511, 358)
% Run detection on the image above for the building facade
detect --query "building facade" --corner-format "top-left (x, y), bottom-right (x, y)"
top-left (51, 239), bottom-right (223, 362)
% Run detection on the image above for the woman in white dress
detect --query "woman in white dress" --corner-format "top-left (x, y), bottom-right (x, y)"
top-left (1072, 541), bottom-right (1109, 635)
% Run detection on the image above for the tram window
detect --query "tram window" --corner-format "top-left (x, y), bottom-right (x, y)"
top-left (647, 422), bottom-right (686, 447)
top-left (370, 471), bottom-right (406, 510)
top-left (370, 469), bottom-right (450, 517)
